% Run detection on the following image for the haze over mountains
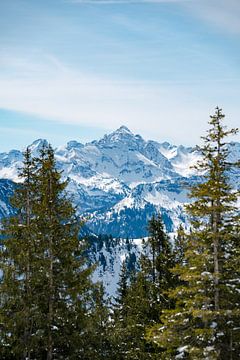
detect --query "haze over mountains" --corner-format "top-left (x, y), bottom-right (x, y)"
top-left (0, 126), bottom-right (239, 238)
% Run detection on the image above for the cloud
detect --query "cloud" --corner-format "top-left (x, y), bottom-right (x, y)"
top-left (70, 0), bottom-right (240, 35)
top-left (0, 54), bottom-right (239, 145)
top-left (184, 0), bottom-right (240, 35)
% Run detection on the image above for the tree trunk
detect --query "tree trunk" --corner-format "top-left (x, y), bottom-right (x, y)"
top-left (23, 166), bottom-right (31, 359)
top-left (213, 213), bottom-right (220, 311)
top-left (47, 172), bottom-right (53, 360)
top-left (152, 244), bottom-right (155, 284)
top-left (47, 250), bottom-right (53, 360)
top-left (212, 132), bottom-right (222, 312)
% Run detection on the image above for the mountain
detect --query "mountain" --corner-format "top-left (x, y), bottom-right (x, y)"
top-left (0, 126), bottom-right (239, 296)
top-left (0, 126), bottom-right (239, 238)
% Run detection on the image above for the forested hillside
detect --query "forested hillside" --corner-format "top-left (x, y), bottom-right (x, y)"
top-left (0, 108), bottom-right (239, 359)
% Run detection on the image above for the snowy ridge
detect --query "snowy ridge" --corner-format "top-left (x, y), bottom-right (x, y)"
top-left (0, 126), bottom-right (239, 238)
top-left (0, 127), bottom-right (239, 297)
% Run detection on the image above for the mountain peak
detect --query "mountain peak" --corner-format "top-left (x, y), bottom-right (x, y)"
top-left (95, 125), bottom-right (139, 148)
top-left (29, 138), bottom-right (48, 147)
top-left (28, 139), bottom-right (49, 155)
top-left (115, 125), bottom-right (132, 134)
top-left (66, 140), bottom-right (84, 150)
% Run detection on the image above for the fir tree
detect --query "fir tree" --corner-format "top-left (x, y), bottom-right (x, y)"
top-left (147, 214), bottom-right (175, 307)
top-left (111, 260), bottom-right (130, 359)
top-left (85, 283), bottom-right (113, 360)
top-left (0, 147), bottom-right (37, 359)
top-left (0, 145), bottom-right (95, 359)
top-left (112, 214), bottom-right (175, 359)
top-left (148, 108), bottom-right (240, 359)
top-left (174, 224), bottom-right (187, 266)
top-left (112, 268), bottom-right (159, 360)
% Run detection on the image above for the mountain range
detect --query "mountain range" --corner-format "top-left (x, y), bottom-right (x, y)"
top-left (0, 125), bottom-right (239, 296)
top-left (0, 126), bottom-right (239, 238)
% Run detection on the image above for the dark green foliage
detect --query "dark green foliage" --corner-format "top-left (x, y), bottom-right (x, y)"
top-left (0, 109), bottom-right (239, 359)
top-left (148, 108), bottom-right (240, 359)
top-left (147, 214), bottom-right (175, 296)
top-left (174, 224), bottom-right (187, 266)
top-left (0, 145), bottom-right (98, 359)
top-left (0, 148), bottom-right (39, 358)
top-left (111, 214), bottom-right (176, 359)
top-left (82, 283), bottom-right (113, 360)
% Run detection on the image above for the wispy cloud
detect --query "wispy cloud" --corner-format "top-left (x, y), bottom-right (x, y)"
top-left (70, 0), bottom-right (240, 35)
top-left (0, 54), bottom-right (239, 145)
top-left (184, 0), bottom-right (240, 35)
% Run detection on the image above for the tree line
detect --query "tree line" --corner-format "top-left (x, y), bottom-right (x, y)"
top-left (0, 108), bottom-right (239, 359)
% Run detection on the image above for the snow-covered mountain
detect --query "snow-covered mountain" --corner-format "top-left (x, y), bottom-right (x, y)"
top-left (0, 126), bottom-right (239, 296)
top-left (0, 126), bottom-right (239, 238)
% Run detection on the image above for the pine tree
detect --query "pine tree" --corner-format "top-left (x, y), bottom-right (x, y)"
top-left (0, 147), bottom-right (37, 359)
top-left (111, 214), bottom-right (176, 359)
top-left (111, 260), bottom-right (130, 359)
top-left (174, 224), bottom-right (186, 266)
top-left (85, 283), bottom-right (113, 360)
top-left (0, 145), bottom-right (95, 359)
top-left (147, 214), bottom-right (175, 307)
top-left (148, 108), bottom-right (240, 359)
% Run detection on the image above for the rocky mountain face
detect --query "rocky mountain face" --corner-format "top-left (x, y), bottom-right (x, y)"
top-left (0, 126), bottom-right (239, 237)
top-left (0, 126), bottom-right (239, 296)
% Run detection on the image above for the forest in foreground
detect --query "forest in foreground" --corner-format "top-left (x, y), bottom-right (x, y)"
top-left (0, 108), bottom-right (239, 359)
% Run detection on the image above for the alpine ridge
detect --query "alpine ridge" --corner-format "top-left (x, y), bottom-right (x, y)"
top-left (0, 126), bottom-right (239, 238)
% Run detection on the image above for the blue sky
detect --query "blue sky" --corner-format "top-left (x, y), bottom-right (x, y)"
top-left (0, 0), bottom-right (239, 151)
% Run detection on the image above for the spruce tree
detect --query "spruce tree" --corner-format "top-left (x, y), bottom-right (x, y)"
top-left (147, 214), bottom-right (175, 308)
top-left (174, 224), bottom-right (186, 266)
top-left (111, 260), bottom-right (130, 359)
top-left (0, 144), bottom-right (95, 359)
top-left (0, 147), bottom-right (37, 359)
top-left (85, 283), bottom-right (113, 360)
top-left (148, 108), bottom-right (240, 359)
top-left (112, 214), bottom-right (175, 359)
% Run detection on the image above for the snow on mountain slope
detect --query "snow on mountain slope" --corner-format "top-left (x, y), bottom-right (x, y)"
top-left (85, 178), bottom-right (192, 238)
top-left (89, 236), bottom-right (143, 297)
top-left (0, 127), bottom-right (239, 297)
top-left (76, 126), bottom-right (177, 185)
top-left (157, 142), bottom-right (201, 177)
top-left (226, 142), bottom-right (240, 186)
top-left (0, 126), bottom-right (239, 238)
top-left (170, 147), bottom-right (202, 177)
top-left (0, 179), bottom-right (16, 219)
top-left (0, 150), bottom-right (23, 183)
top-left (157, 141), bottom-right (178, 160)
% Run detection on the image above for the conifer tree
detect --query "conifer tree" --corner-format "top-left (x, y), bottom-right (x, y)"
top-left (174, 224), bottom-right (186, 266)
top-left (0, 145), bottom-right (95, 359)
top-left (0, 147), bottom-right (37, 359)
top-left (85, 283), bottom-right (113, 360)
top-left (112, 268), bottom-right (159, 360)
top-left (147, 214), bottom-right (175, 307)
top-left (148, 108), bottom-right (240, 359)
top-left (111, 260), bottom-right (130, 359)
top-left (112, 214), bottom-right (175, 359)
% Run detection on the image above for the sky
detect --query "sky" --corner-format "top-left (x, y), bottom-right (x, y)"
top-left (0, 0), bottom-right (239, 151)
